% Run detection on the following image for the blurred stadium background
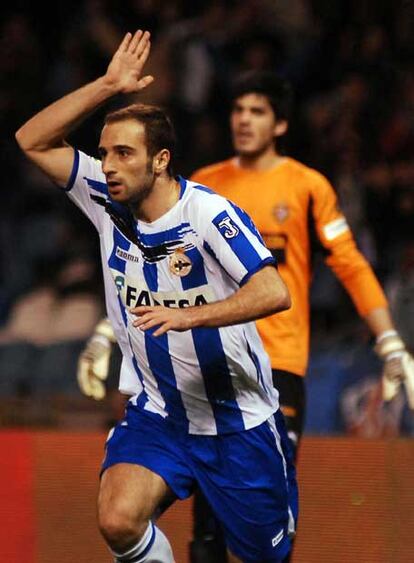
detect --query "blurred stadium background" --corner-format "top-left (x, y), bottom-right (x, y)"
top-left (1, 1), bottom-right (413, 561)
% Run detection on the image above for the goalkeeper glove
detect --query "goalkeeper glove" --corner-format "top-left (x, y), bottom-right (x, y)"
top-left (77, 318), bottom-right (116, 400)
top-left (375, 330), bottom-right (414, 409)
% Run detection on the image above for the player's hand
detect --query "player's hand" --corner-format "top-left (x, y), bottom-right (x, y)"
top-left (104, 30), bottom-right (154, 95)
top-left (130, 305), bottom-right (193, 337)
top-left (77, 319), bottom-right (115, 400)
top-left (375, 331), bottom-right (414, 409)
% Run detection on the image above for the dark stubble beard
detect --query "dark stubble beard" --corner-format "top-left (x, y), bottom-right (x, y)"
top-left (127, 158), bottom-right (155, 214)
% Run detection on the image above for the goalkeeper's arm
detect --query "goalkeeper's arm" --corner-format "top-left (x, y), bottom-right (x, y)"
top-left (77, 317), bottom-right (117, 400)
top-left (366, 308), bottom-right (414, 409)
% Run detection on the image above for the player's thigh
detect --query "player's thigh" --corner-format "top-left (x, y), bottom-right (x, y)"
top-left (98, 462), bottom-right (171, 530)
top-left (100, 404), bottom-right (194, 517)
top-left (190, 413), bottom-right (297, 562)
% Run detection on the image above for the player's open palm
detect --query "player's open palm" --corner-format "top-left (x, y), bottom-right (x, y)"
top-left (105, 30), bottom-right (154, 94)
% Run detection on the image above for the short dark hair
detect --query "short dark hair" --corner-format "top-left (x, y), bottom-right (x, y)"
top-left (231, 71), bottom-right (293, 121)
top-left (104, 103), bottom-right (176, 175)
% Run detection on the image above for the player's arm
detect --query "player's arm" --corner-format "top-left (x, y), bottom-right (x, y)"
top-left (310, 173), bottom-right (414, 407)
top-left (15, 30), bottom-right (153, 187)
top-left (131, 264), bottom-right (290, 336)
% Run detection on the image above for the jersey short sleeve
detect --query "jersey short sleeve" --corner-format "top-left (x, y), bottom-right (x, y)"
top-left (64, 149), bottom-right (109, 233)
top-left (193, 187), bottom-right (276, 286)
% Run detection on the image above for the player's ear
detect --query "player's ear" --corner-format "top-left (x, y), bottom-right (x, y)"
top-left (153, 149), bottom-right (170, 175)
top-left (274, 120), bottom-right (288, 138)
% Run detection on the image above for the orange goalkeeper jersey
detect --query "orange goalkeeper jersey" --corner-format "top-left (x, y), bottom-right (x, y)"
top-left (191, 157), bottom-right (388, 376)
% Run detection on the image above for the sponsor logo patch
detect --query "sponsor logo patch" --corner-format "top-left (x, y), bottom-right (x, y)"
top-left (218, 216), bottom-right (240, 239)
top-left (110, 274), bottom-right (216, 309)
top-left (116, 247), bottom-right (140, 263)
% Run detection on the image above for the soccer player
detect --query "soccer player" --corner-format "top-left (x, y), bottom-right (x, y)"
top-left (189, 70), bottom-right (414, 561)
top-left (16, 31), bottom-right (298, 563)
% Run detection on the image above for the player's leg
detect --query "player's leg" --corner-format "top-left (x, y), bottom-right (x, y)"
top-left (188, 411), bottom-right (298, 563)
top-left (272, 370), bottom-right (306, 461)
top-left (98, 462), bottom-right (174, 562)
top-left (99, 403), bottom-right (194, 562)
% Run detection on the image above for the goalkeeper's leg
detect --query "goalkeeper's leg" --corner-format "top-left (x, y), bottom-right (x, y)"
top-left (190, 488), bottom-right (227, 563)
top-left (272, 370), bottom-right (306, 463)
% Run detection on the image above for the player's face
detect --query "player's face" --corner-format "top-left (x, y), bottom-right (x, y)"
top-left (231, 93), bottom-right (280, 157)
top-left (99, 119), bottom-right (155, 205)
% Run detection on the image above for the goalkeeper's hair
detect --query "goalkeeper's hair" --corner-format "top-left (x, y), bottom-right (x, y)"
top-left (231, 71), bottom-right (293, 122)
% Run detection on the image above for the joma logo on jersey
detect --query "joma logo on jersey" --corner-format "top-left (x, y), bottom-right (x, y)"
top-left (125, 287), bottom-right (208, 308)
top-left (218, 217), bottom-right (239, 238)
top-left (116, 247), bottom-right (140, 263)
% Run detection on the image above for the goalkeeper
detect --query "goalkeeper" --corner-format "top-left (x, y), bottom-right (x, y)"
top-left (184, 72), bottom-right (414, 563)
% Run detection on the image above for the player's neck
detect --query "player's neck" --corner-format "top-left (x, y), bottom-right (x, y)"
top-left (236, 148), bottom-right (285, 172)
top-left (133, 177), bottom-right (180, 224)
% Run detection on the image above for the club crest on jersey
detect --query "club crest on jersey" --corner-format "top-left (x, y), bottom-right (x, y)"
top-left (272, 203), bottom-right (289, 223)
top-left (169, 248), bottom-right (192, 277)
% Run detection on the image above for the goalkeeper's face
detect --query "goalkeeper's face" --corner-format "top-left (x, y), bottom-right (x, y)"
top-left (99, 118), bottom-right (156, 206)
top-left (231, 93), bottom-right (287, 158)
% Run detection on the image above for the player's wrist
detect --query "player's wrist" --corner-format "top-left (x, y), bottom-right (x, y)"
top-left (95, 318), bottom-right (116, 342)
top-left (374, 330), bottom-right (405, 360)
top-left (376, 329), bottom-right (399, 344)
top-left (89, 334), bottom-right (112, 348)
top-left (184, 306), bottom-right (204, 330)
top-left (97, 75), bottom-right (123, 97)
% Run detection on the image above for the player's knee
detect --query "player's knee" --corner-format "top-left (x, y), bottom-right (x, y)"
top-left (98, 503), bottom-right (147, 548)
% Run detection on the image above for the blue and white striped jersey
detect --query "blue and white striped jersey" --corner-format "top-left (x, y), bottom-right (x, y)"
top-left (65, 150), bottom-right (280, 434)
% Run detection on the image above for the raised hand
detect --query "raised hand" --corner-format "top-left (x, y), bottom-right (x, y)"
top-left (105, 30), bottom-right (154, 94)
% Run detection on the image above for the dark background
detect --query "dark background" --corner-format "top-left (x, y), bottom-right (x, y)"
top-left (1, 0), bottom-right (413, 434)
